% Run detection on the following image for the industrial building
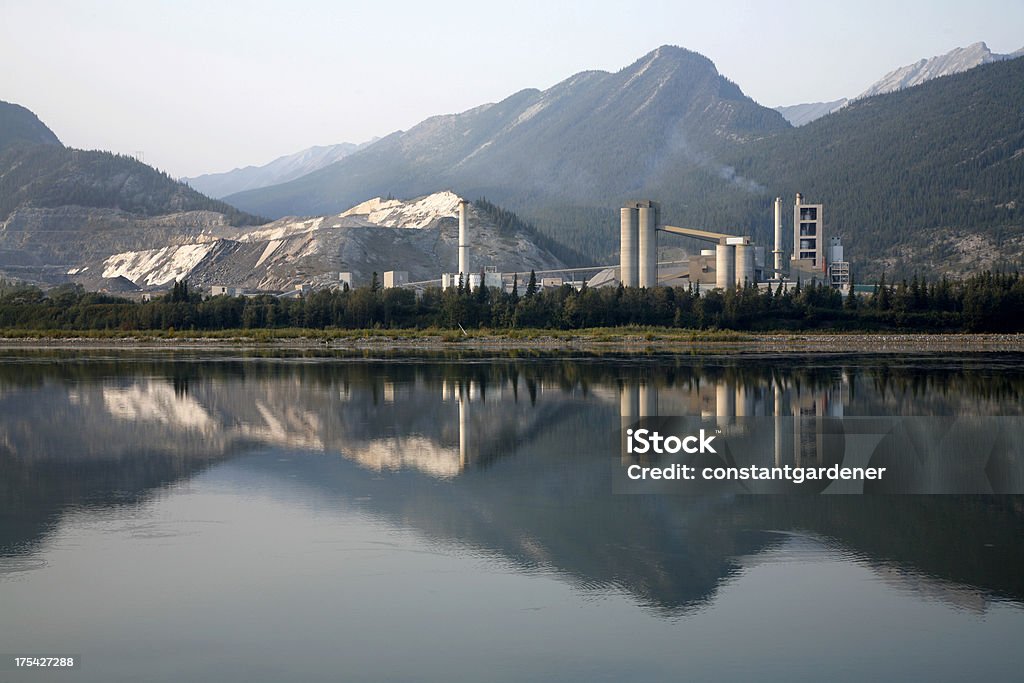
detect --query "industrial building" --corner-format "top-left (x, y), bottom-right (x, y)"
top-left (793, 193), bottom-right (823, 270)
top-left (414, 191), bottom-right (849, 296)
top-left (605, 192), bottom-right (848, 294)
top-left (384, 271), bottom-right (408, 289)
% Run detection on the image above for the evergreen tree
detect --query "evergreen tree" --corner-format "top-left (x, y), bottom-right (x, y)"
top-left (526, 270), bottom-right (538, 298)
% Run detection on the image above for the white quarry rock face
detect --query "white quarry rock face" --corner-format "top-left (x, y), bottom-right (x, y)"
top-left (86, 190), bottom-right (565, 291)
top-left (339, 190), bottom-right (463, 228)
top-left (102, 243), bottom-right (220, 287)
top-left (238, 190), bottom-right (464, 244)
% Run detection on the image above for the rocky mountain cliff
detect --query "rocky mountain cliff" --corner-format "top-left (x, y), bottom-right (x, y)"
top-left (860, 41), bottom-right (1023, 97)
top-left (777, 42), bottom-right (1024, 125)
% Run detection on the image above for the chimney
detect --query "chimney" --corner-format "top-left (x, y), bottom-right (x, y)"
top-left (458, 199), bottom-right (469, 276)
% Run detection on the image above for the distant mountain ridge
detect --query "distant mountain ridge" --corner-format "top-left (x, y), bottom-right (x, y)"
top-left (774, 99), bottom-right (848, 127)
top-left (860, 41), bottom-right (1024, 97)
top-left (0, 103), bottom-right (268, 287)
top-left (183, 140), bottom-right (377, 198)
top-left (777, 41), bottom-right (1024, 126)
top-left (232, 51), bottom-right (1023, 280)
top-left (223, 45), bottom-right (790, 219)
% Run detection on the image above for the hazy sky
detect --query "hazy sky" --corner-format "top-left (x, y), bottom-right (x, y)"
top-left (2, 0), bottom-right (1021, 178)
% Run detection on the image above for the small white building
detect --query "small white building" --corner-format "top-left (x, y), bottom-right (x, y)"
top-left (442, 272), bottom-right (499, 290)
top-left (384, 271), bottom-right (409, 289)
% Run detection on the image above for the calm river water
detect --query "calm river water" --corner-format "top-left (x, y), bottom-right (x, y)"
top-left (1, 349), bottom-right (1023, 682)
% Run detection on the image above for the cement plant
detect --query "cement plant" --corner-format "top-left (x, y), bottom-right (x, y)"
top-left (400, 192), bottom-right (851, 297)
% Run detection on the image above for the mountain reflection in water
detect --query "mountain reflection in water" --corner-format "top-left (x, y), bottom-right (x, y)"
top-left (2, 349), bottom-right (1023, 620)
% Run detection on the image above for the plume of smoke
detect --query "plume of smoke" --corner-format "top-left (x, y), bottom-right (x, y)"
top-left (717, 165), bottom-right (765, 193)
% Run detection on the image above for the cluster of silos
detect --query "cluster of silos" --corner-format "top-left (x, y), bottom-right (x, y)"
top-left (715, 237), bottom-right (755, 289)
top-left (620, 200), bottom-right (658, 288)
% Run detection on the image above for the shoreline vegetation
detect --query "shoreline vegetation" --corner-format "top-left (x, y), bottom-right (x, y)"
top-left (1, 327), bottom-right (1022, 353)
top-left (1, 270), bottom-right (1023, 352)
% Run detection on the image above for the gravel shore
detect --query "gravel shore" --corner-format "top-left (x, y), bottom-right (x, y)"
top-left (2, 332), bottom-right (1023, 354)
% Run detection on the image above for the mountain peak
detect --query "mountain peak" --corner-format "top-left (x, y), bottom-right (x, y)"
top-left (783, 40), bottom-right (1024, 126)
top-left (0, 101), bottom-right (63, 152)
top-left (858, 41), bottom-right (1016, 98)
top-left (623, 44), bottom-right (716, 74)
top-left (225, 45), bottom-right (788, 219)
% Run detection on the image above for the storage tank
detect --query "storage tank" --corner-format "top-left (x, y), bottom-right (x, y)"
top-left (639, 383), bottom-right (657, 417)
top-left (619, 207), bottom-right (639, 287)
top-left (716, 381), bottom-right (735, 427)
top-left (638, 205), bottom-right (657, 288)
top-left (735, 385), bottom-right (754, 418)
top-left (715, 244), bottom-right (735, 290)
top-left (735, 243), bottom-right (755, 287)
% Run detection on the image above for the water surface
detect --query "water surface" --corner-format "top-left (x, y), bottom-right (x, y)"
top-left (2, 350), bottom-right (1023, 682)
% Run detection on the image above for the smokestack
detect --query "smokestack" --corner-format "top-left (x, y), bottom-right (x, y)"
top-left (773, 196), bottom-right (783, 279)
top-left (458, 199), bottom-right (469, 276)
top-left (793, 193), bottom-right (802, 261)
